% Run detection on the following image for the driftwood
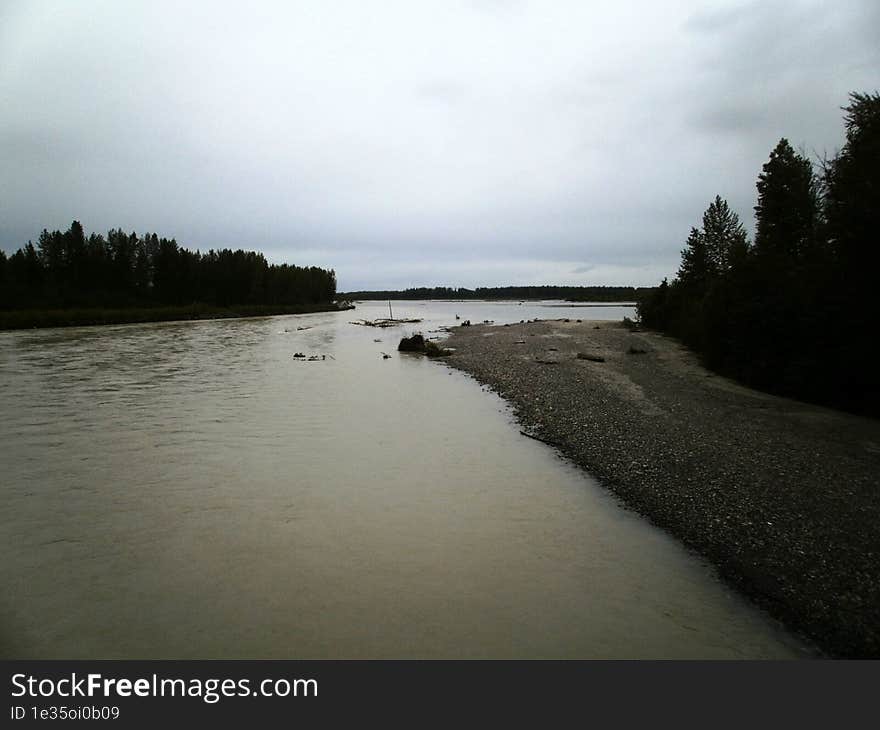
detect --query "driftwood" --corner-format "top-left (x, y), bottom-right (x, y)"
top-left (293, 353), bottom-right (333, 361)
top-left (398, 334), bottom-right (452, 357)
top-left (519, 430), bottom-right (562, 448)
top-left (351, 318), bottom-right (423, 328)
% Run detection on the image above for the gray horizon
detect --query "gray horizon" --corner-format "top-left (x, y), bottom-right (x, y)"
top-left (1, 0), bottom-right (877, 290)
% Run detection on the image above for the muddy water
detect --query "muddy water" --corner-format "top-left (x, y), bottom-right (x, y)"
top-left (0, 302), bottom-right (807, 657)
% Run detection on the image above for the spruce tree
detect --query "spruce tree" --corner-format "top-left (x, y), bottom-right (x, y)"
top-left (677, 227), bottom-right (712, 287)
top-left (700, 195), bottom-right (748, 274)
top-left (754, 139), bottom-right (818, 262)
top-left (824, 92), bottom-right (880, 280)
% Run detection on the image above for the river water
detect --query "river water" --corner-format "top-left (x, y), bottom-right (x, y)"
top-left (0, 301), bottom-right (807, 658)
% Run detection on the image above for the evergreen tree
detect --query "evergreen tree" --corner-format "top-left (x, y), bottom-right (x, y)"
top-left (824, 92), bottom-right (880, 281)
top-left (2, 221), bottom-right (337, 312)
top-left (701, 195), bottom-right (748, 274)
top-left (677, 227), bottom-right (712, 288)
top-left (754, 139), bottom-right (818, 262)
top-left (65, 221), bottom-right (87, 300)
top-left (0, 250), bottom-right (7, 307)
top-left (637, 91), bottom-right (879, 414)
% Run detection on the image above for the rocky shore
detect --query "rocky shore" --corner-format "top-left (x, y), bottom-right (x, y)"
top-left (443, 319), bottom-right (880, 657)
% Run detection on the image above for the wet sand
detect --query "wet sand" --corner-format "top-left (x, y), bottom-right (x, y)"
top-left (443, 319), bottom-right (880, 657)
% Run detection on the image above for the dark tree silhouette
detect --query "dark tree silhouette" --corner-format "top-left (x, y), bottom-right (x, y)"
top-left (754, 139), bottom-right (819, 263)
top-left (824, 92), bottom-right (880, 287)
top-left (1, 223), bottom-right (337, 314)
top-left (677, 227), bottom-right (714, 289)
top-left (638, 91), bottom-right (880, 415)
top-left (339, 285), bottom-right (652, 301)
top-left (701, 195), bottom-right (749, 275)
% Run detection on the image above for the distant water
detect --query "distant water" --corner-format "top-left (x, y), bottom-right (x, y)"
top-left (0, 301), bottom-right (807, 658)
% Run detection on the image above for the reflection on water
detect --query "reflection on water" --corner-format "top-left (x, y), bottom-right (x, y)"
top-left (0, 302), bottom-right (807, 657)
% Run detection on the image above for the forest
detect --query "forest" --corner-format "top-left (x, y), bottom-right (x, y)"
top-left (0, 225), bottom-right (338, 326)
top-left (638, 92), bottom-right (879, 415)
top-left (341, 285), bottom-right (652, 301)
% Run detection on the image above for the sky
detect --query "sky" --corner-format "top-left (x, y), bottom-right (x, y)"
top-left (1, 1), bottom-right (877, 290)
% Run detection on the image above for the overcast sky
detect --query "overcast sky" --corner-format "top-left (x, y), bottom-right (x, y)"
top-left (1, 1), bottom-right (876, 289)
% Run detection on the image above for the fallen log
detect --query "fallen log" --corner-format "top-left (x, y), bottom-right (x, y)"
top-left (351, 317), bottom-right (423, 328)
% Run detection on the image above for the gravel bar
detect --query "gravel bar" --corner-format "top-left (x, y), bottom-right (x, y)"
top-left (442, 319), bottom-right (880, 657)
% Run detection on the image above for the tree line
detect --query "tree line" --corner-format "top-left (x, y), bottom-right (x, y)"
top-left (341, 285), bottom-right (652, 301)
top-left (0, 224), bottom-right (337, 310)
top-left (638, 92), bottom-right (879, 415)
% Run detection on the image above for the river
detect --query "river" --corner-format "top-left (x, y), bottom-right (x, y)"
top-left (0, 301), bottom-right (808, 658)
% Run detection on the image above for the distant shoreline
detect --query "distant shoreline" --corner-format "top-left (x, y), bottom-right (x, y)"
top-left (444, 318), bottom-right (880, 658)
top-left (351, 298), bottom-right (637, 306)
top-left (0, 302), bottom-right (353, 331)
top-left (340, 286), bottom-right (654, 302)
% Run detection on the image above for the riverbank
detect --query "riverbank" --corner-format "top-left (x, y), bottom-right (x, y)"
top-left (443, 319), bottom-right (880, 657)
top-left (0, 302), bottom-right (354, 330)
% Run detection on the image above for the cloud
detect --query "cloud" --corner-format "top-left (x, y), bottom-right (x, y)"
top-left (414, 80), bottom-right (470, 103)
top-left (1, 1), bottom-right (876, 289)
top-left (683, 2), bottom-right (756, 34)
